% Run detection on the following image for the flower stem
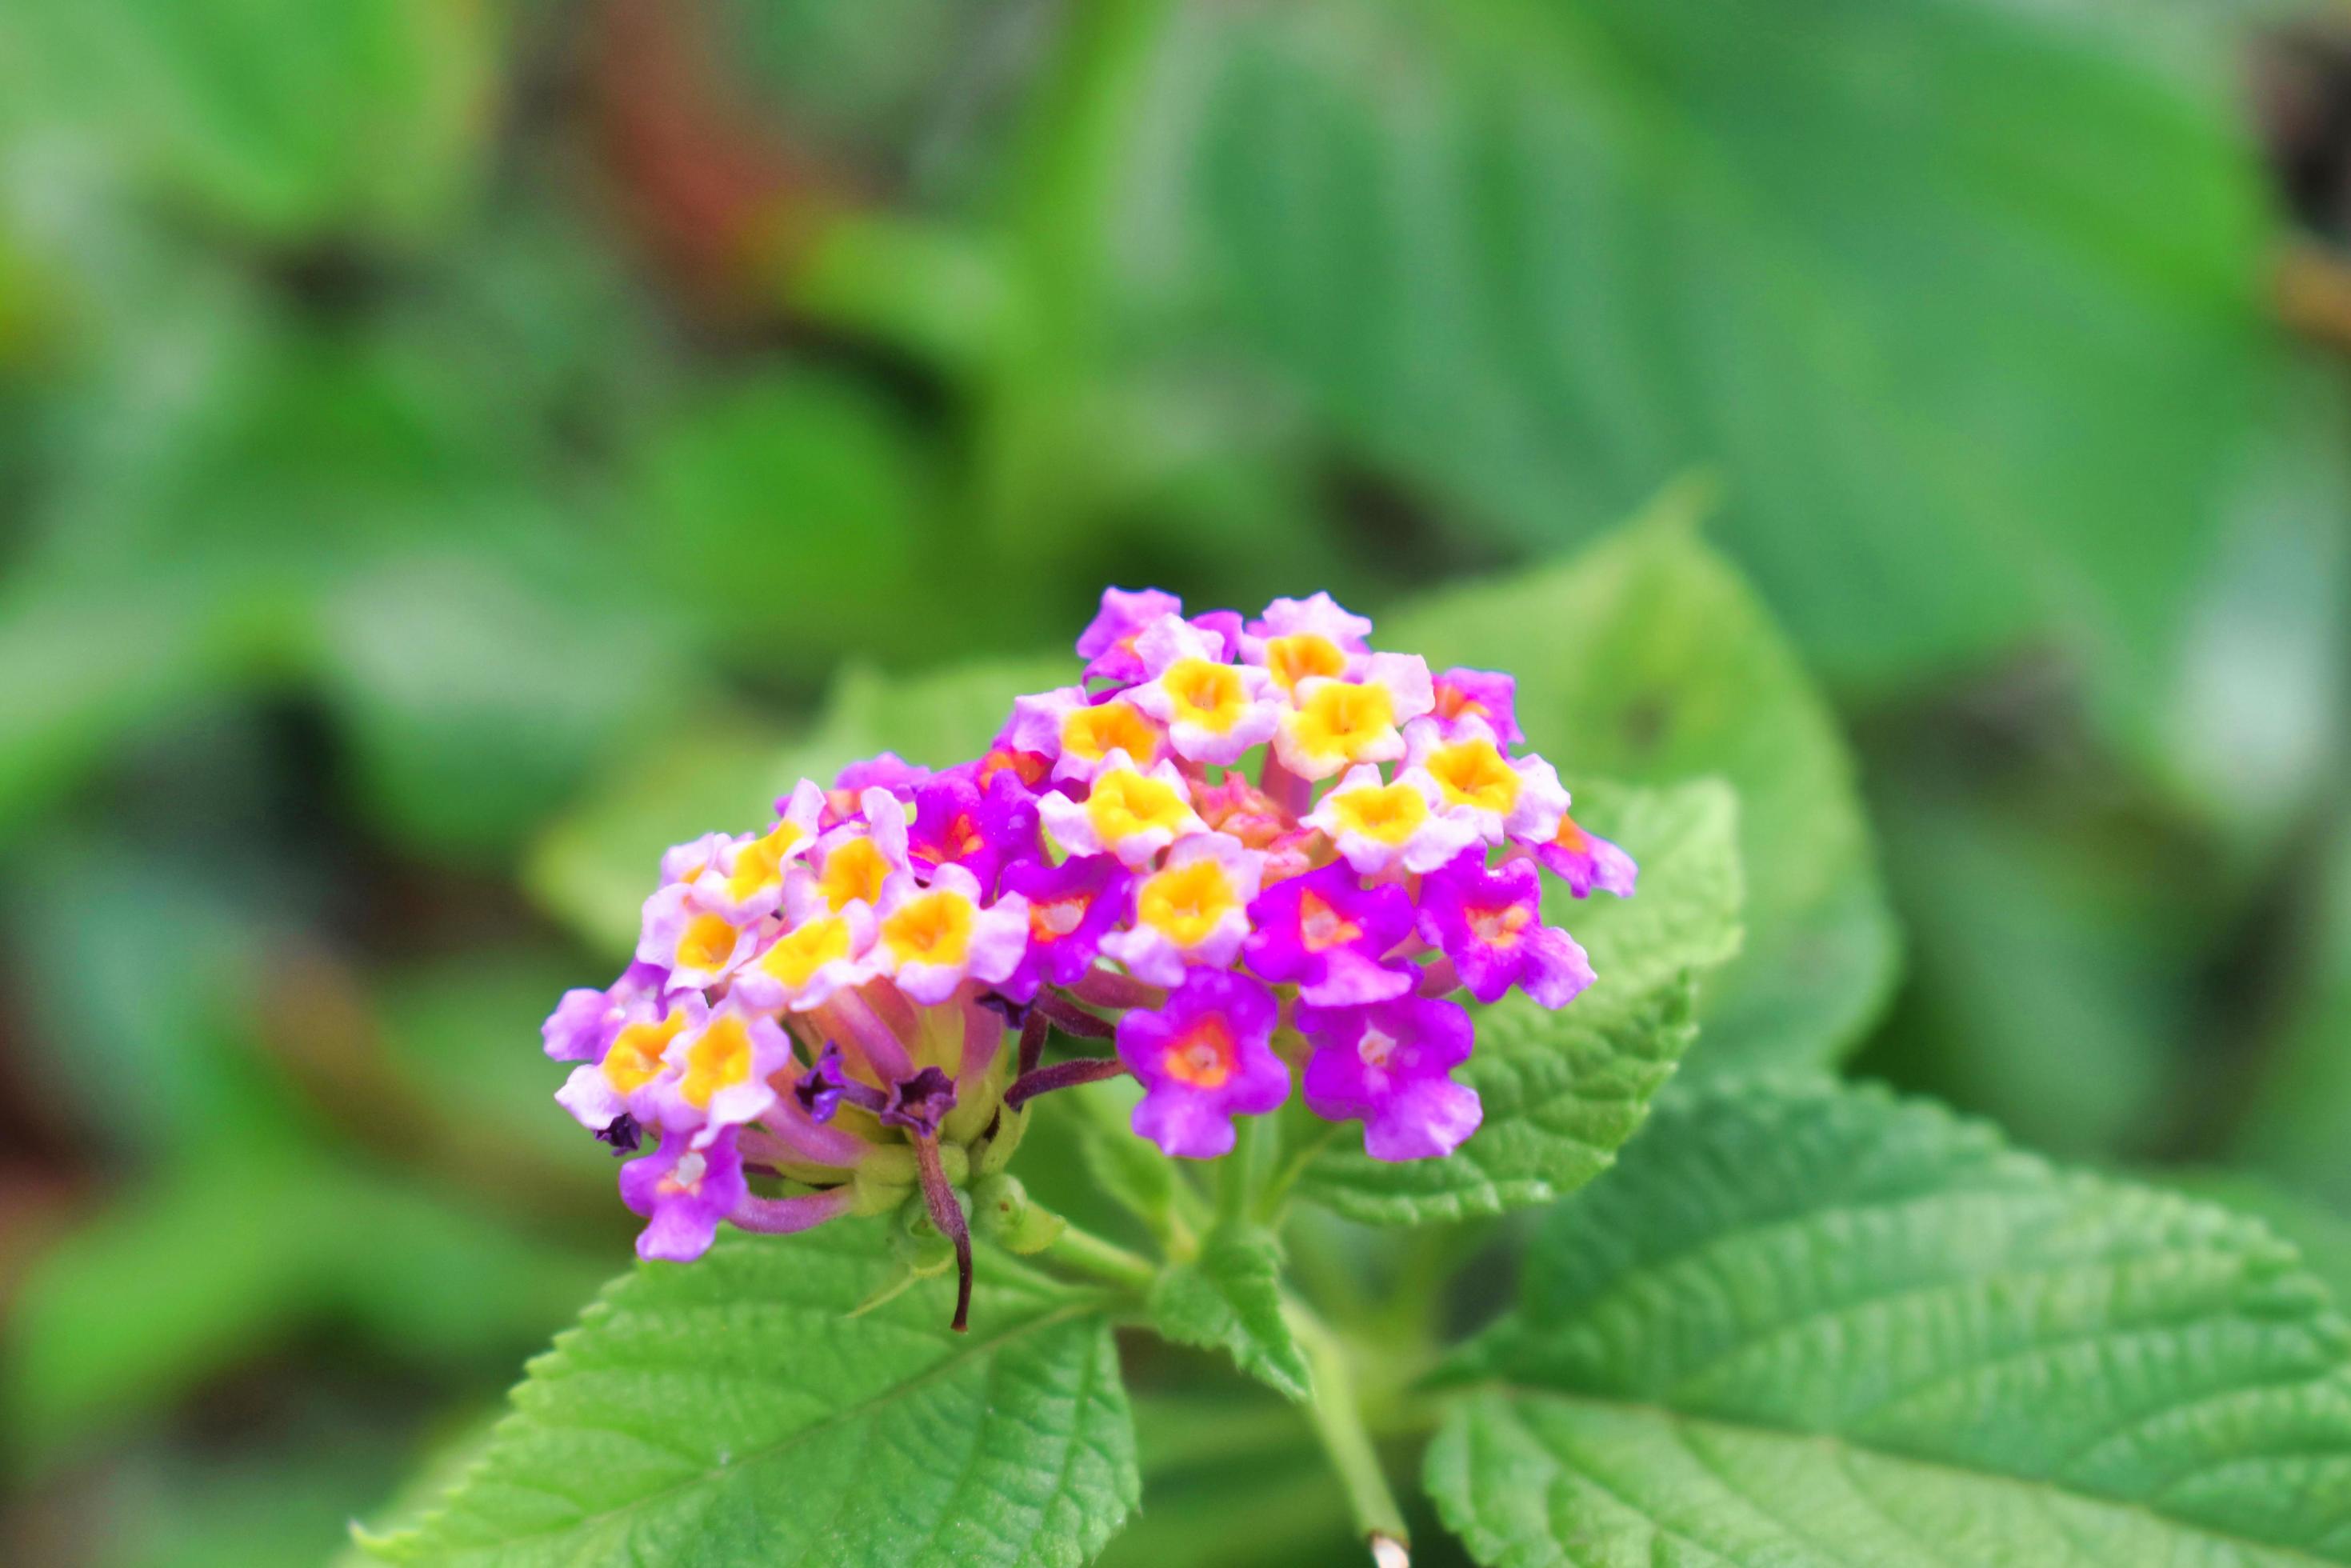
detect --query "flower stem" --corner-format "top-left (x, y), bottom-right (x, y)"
top-left (1005, 1054), bottom-right (1129, 1110)
top-left (1285, 1295), bottom-right (1410, 1562)
top-left (1035, 990), bottom-right (1117, 1038)
top-left (1035, 1216), bottom-right (1159, 1295)
top-left (913, 1133), bottom-right (973, 1333)
top-left (1016, 1007), bottom-right (1050, 1075)
top-left (1254, 1121), bottom-right (1338, 1225)
top-left (1219, 1114), bottom-right (1268, 1227)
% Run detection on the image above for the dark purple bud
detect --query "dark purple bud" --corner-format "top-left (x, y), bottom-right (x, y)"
top-left (794, 1042), bottom-right (886, 1123)
top-left (882, 1066), bottom-right (958, 1136)
top-left (978, 991), bottom-right (1033, 1029)
top-left (595, 1112), bottom-right (642, 1156)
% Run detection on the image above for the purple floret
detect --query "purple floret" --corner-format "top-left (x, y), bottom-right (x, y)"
top-left (1297, 995), bottom-right (1482, 1161)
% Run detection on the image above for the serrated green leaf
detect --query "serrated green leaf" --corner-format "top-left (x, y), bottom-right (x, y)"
top-left (1149, 1224), bottom-right (1311, 1400)
top-left (360, 1223), bottom-right (1138, 1568)
top-left (1429, 1078), bottom-right (2351, 1567)
top-left (1296, 778), bottom-right (1741, 1225)
top-left (2162, 1170), bottom-right (2351, 1319)
top-left (1388, 506), bottom-right (1894, 1074)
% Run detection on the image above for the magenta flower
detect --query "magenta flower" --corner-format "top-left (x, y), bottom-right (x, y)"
top-left (542, 960), bottom-right (664, 1062)
top-left (804, 796), bottom-right (914, 917)
top-left (1297, 996), bottom-right (1482, 1161)
top-left (1535, 811), bottom-right (1640, 899)
top-left (1100, 831), bottom-right (1265, 986)
top-left (905, 770), bottom-right (1041, 895)
top-left (999, 853), bottom-right (1131, 997)
top-left (636, 882), bottom-right (757, 993)
top-left (1127, 615), bottom-right (1281, 766)
top-left (1274, 653), bottom-right (1436, 781)
top-left (702, 779), bottom-right (826, 923)
top-left (1246, 591), bottom-right (1373, 654)
top-left (648, 1000), bottom-right (797, 1145)
top-left (1429, 667), bottom-right (1523, 746)
top-left (1304, 763), bottom-right (1480, 877)
top-left (964, 735), bottom-right (1054, 796)
top-left (1036, 753), bottom-right (1205, 867)
top-left (1076, 586), bottom-right (1185, 684)
top-left (658, 830), bottom-right (736, 891)
top-left (1189, 609), bottom-right (1245, 662)
top-left (731, 903), bottom-right (876, 1013)
top-left (620, 1130), bottom-right (750, 1262)
top-left (823, 754), bottom-right (930, 828)
top-left (1117, 970), bottom-right (1290, 1158)
top-left (1417, 851), bottom-right (1594, 1008)
top-left (1402, 716), bottom-right (1567, 846)
top-left (1006, 686), bottom-right (1169, 782)
top-left (1243, 861), bottom-right (1417, 1006)
top-left (554, 994), bottom-right (707, 1138)
top-left (871, 862), bottom-right (1031, 1004)
top-left (536, 582), bottom-right (1654, 1329)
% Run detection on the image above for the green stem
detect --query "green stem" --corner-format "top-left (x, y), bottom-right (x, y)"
top-left (1218, 1115), bottom-right (1267, 1226)
top-left (1255, 1122), bottom-right (1337, 1225)
top-left (1285, 1295), bottom-right (1410, 1558)
top-left (1037, 1217), bottom-right (1159, 1294)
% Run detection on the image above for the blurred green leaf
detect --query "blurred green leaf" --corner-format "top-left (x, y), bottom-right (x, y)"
top-left (6, 1139), bottom-right (606, 1467)
top-left (307, 1171), bottom-right (614, 1369)
top-left (626, 372), bottom-right (946, 668)
top-left (9, 1139), bottom-right (318, 1464)
top-left (0, 581), bottom-right (251, 844)
top-left (527, 654), bottom-right (1064, 954)
top-left (316, 554), bottom-right (678, 858)
top-left (1148, 1223), bottom-right (1310, 1400)
top-left (371, 951), bottom-right (622, 1182)
top-left (1869, 785), bottom-right (2193, 1162)
top-left (708, 0), bottom-right (1048, 202)
top-left (1433, 1078), bottom-right (2351, 1566)
top-left (1297, 779), bottom-right (1741, 1223)
top-left (792, 214), bottom-right (1014, 378)
top-left (1389, 507), bottom-right (1895, 1073)
top-left (3, 315), bottom-right (694, 858)
top-left (1090, 1382), bottom-right (1425, 1568)
top-left (791, 654), bottom-right (1071, 774)
top-left (97, 1418), bottom-right (418, 1568)
top-left (2161, 358), bottom-right (2351, 844)
top-left (359, 1225), bottom-right (1138, 1568)
top-left (1069, 1074), bottom-right (1183, 1240)
top-left (1044, 0), bottom-right (2284, 725)
top-left (522, 716), bottom-right (798, 957)
top-left (2, 838), bottom-right (287, 1156)
top-left (0, 0), bottom-right (499, 242)
top-left (2235, 817), bottom-right (2351, 1210)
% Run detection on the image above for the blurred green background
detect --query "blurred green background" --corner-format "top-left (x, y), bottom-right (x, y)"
top-left (2, 1), bottom-right (2349, 1563)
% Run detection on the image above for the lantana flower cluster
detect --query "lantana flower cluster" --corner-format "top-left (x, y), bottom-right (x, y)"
top-left (543, 587), bottom-right (1633, 1326)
